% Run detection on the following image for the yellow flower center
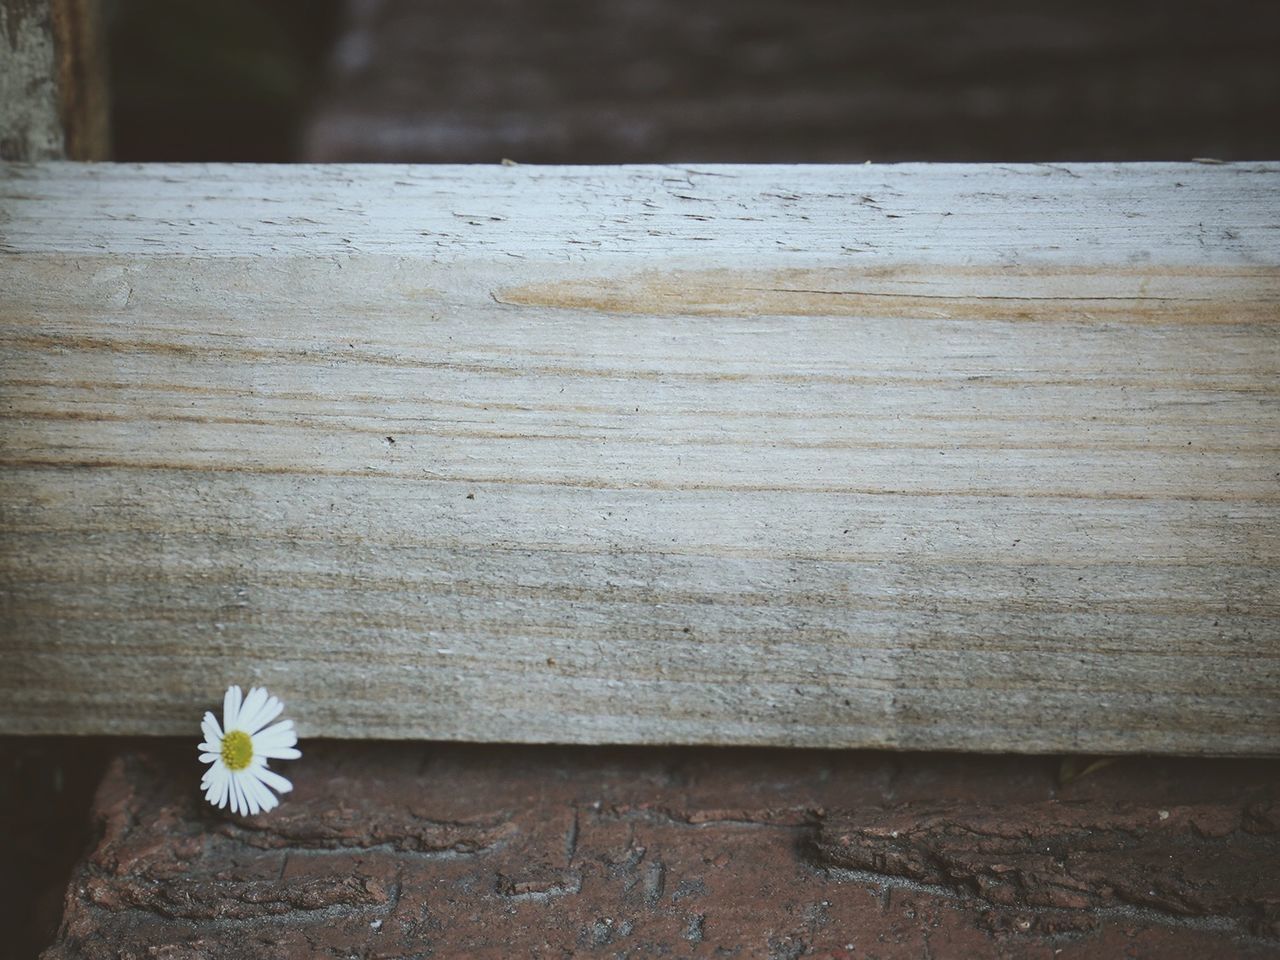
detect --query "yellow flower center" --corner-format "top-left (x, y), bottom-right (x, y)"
top-left (220, 730), bottom-right (253, 771)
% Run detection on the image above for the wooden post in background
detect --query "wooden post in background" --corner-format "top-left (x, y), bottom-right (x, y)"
top-left (1, 0), bottom-right (109, 161)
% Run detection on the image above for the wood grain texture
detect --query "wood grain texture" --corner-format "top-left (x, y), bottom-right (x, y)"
top-left (1, 162), bottom-right (1278, 752)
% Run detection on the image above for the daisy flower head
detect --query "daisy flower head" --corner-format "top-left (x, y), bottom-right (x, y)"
top-left (199, 685), bottom-right (301, 815)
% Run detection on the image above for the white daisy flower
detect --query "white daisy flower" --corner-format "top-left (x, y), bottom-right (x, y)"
top-left (199, 685), bottom-right (301, 815)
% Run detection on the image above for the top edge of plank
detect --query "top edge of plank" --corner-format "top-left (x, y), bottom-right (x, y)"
top-left (5, 159), bottom-right (1279, 171)
top-left (2, 161), bottom-right (1277, 264)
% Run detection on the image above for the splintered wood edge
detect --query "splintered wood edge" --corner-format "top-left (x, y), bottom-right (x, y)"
top-left (0, 162), bottom-right (1277, 753)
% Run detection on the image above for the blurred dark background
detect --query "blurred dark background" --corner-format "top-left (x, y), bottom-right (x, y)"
top-left (107, 0), bottom-right (1280, 163)
top-left (2, 738), bottom-right (130, 957)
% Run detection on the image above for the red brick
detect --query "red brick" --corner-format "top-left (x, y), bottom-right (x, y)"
top-left (43, 745), bottom-right (1280, 958)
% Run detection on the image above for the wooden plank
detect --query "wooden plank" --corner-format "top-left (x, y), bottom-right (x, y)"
top-left (1, 161), bottom-right (1277, 753)
top-left (0, 0), bottom-right (110, 161)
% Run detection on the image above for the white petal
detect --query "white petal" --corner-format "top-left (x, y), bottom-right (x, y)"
top-left (199, 752), bottom-right (219, 764)
top-left (223, 685), bottom-right (243, 731)
top-left (203, 769), bottom-right (221, 804)
top-left (238, 688), bottom-right (269, 733)
top-left (243, 771), bottom-right (278, 812)
top-left (258, 745), bottom-right (302, 761)
top-left (243, 695), bottom-right (284, 735)
top-left (231, 775), bottom-right (248, 815)
top-left (201, 712), bottom-right (223, 745)
top-left (252, 720), bottom-right (296, 749)
top-left (237, 773), bottom-right (261, 816)
top-left (217, 771), bottom-right (231, 809)
top-left (251, 764), bottom-right (293, 795)
top-left (206, 766), bottom-right (228, 799)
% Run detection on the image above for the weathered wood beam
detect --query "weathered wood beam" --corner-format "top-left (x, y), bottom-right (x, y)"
top-left (1, 162), bottom-right (1277, 753)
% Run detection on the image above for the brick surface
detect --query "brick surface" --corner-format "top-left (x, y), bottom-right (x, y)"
top-left (44, 745), bottom-right (1280, 958)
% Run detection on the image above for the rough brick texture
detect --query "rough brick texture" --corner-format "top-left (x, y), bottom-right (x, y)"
top-left (45, 745), bottom-right (1280, 958)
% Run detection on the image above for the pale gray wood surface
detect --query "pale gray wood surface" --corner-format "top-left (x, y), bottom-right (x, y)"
top-left (1, 162), bottom-right (1277, 753)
